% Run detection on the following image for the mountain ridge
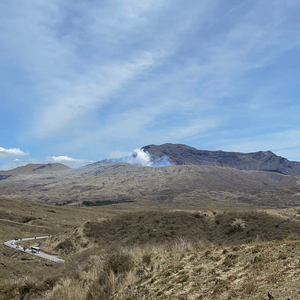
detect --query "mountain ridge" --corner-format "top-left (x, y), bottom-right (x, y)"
top-left (142, 143), bottom-right (300, 175)
top-left (0, 163), bottom-right (70, 179)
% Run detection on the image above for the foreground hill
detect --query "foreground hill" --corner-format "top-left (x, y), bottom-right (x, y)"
top-left (142, 143), bottom-right (300, 175)
top-left (2, 206), bottom-right (300, 299)
top-left (0, 162), bottom-right (299, 208)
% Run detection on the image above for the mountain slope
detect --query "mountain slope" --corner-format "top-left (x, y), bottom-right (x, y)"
top-left (0, 163), bottom-right (70, 178)
top-left (142, 143), bottom-right (300, 175)
top-left (0, 162), bottom-right (298, 208)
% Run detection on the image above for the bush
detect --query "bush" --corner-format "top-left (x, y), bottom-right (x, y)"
top-left (55, 239), bottom-right (74, 252)
top-left (86, 252), bottom-right (134, 300)
top-left (105, 251), bottom-right (134, 275)
top-left (18, 282), bottom-right (38, 299)
top-left (86, 274), bottom-right (111, 300)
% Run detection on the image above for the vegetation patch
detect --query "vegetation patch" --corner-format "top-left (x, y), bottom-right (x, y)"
top-left (81, 199), bottom-right (135, 207)
top-left (83, 210), bottom-right (300, 248)
top-left (3, 197), bottom-right (300, 300)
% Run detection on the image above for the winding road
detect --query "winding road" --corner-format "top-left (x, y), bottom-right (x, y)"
top-left (4, 236), bottom-right (65, 263)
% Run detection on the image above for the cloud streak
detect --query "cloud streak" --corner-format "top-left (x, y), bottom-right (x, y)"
top-left (1, 0), bottom-right (300, 162)
top-left (220, 129), bottom-right (300, 161)
top-left (46, 155), bottom-right (95, 167)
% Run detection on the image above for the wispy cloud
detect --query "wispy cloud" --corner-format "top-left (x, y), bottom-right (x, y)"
top-left (1, 0), bottom-right (300, 161)
top-left (34, 52), bottom-right (155, 138)
top-left (167, 119), bottom-right (220, 140)
top-left (46, 155), bottom-right (94, 167)
top-left (109, 151), bottom-right (132, 159)
top-left (221, 129), bottom-right (300, 154)
top-left (0, 147), bottom-right (29, 158)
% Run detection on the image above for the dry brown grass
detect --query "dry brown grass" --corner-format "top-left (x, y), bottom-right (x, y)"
top-left (3, 198), bottom-right (300, 299)
top-left (2, 237), bottom-right (300, 299)
top-left (0, 197), bottom-right (123, 284)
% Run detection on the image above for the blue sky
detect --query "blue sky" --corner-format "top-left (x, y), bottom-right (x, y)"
top-left (1, 0), bottom-right (300, 170)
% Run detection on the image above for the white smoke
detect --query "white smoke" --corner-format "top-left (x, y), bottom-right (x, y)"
top-left (128, 148), bottom-right (153, 166)
top-left (109, 148), bottom-right (173, 167)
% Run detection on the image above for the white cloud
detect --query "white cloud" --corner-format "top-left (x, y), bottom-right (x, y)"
top-left (34, 52), bottom-right (154, 137)
top-left (47, 155), bottom-right (84, 162)
top-left (45, 156), bottom-right (95, 167)
top-left (2, 0), bottom-right (300, 160)
top-left (0, 147), bottom-right (29, 158)
top-left (3, 0), bottom-right (217, 142)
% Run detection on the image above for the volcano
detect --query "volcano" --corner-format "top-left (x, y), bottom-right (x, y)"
top-left (142, 143), bottom-right (300, 175)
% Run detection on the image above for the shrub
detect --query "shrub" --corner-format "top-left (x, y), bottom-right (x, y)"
top-left (105, 252), bottom-right (134, 275)
top-left (18, 282), bottom-right (38, 299)
top-left (55, 239), bottom-right (74, 252)
top-left (86, 274), bottom-right (111, 300)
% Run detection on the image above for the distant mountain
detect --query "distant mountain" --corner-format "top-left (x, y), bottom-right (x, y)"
top-left (97, 158), bottom-right (128, 164)
top-left (142, 143), bottom-right (300, 175)
top-left (0, 163), bottom-right (70, 180)
top-left (0, 161), bottom-right (299, 208)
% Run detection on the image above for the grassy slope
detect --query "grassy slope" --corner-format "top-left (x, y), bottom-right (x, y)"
top-left (0, 197), bottom-right (124, 283)
top-left (2, 238), bottom-right (300, 299)
top-left (1, 203), bottom-right (300, 299)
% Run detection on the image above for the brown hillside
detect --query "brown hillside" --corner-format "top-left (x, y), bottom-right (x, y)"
top-left (0, 163), bottom-right (299, 208)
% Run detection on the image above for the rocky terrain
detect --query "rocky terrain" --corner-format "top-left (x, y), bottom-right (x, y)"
top-left (143, 143), bottom-right (300, 175)
top-left (1, 141), bottom-right (300, 299)
top-left (0, 162), bottom-right (299, 209)
top-left (1, 144), bottom-right (300, 209)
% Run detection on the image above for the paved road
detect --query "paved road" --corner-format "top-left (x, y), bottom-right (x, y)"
top-left (4, 236), bottom-right (65, 263)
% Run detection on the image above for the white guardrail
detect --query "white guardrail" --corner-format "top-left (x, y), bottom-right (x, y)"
top-left (4, 236), bottom-right (65, 263)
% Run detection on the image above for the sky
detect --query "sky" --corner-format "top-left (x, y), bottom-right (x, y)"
top-left (1, 0), bottom-right (300, 170)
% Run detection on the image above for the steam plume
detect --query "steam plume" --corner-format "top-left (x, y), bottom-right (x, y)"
top-left (109, 148), bottom-right (173, 167)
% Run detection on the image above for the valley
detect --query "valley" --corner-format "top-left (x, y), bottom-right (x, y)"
top-left (1, 145), bottom-right (300, 299)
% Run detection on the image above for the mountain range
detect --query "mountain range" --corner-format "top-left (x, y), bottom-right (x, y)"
top-left (0, 144), bottom-right (300, 209)
top-left (142, 143), bottom-right (300, 175)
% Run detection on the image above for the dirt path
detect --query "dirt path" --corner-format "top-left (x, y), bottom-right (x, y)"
top-left (4, 236), bottom-right (65, 263)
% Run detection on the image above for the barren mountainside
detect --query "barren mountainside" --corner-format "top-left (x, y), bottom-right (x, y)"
top-left (0, 162), bottom-right (299, 209)
top-left (142, 143), bottom-right (300, 175)
top-left (0, 163), bottom-right (69, 178)
top-left (1, 145), bottom-right (300, 208)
